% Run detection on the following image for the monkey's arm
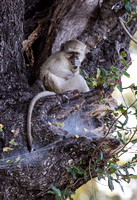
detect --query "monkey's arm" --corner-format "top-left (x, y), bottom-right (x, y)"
top-left (48, 68), bottom-right (75, 80)
top-left (63, 75), bottom-right (89, 92)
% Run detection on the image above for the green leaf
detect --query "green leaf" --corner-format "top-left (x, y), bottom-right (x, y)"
top-left (47, 191), bottom-right (55, 195)
top-left (0, 124), bottom-right (3, 132)
top-left (124, 132), bottom-right (129, 135)
top-left (52, 122), bottom-right (65, 127)
top-left (120, 59), bottom-right (128, 67)
top-left (116, 180), bottom-right (124, 192)
top-left (122, 149), bottom-right (128, 153)
top-left (3, 147), bottom-right (14, 152)
top-left (96, 68), bottom-right (101, 78)
top-left (124, 168), bottom-right (129, 176)
top-left (123, 115), bottom-right (128, 126)
top-left (63, 190), bottom-right (75, 198)
top-left (120, 138), bottom-right (126, 145)
top-left (97, 173), bottom-right (105, 181)
top-left (51, 185), bottom-right (61, 198)
top-left (113, 74), bottom-right (119, 80)
top-left (129, 174), bottom-right (137, 179)
top-left (96, 156), bottom-right (102, 162)
top-left (132, 154), bottom-right (137, 161)
top-left (131, 139), bottom-right (137, 144)
top-left (103, 82), bottom-right (108, 88)
top-left (9, 139), bottom-right (18, 146)
top-left (110, 65), bottom-right (118, 72)
top-left (101, 68), bottom-right (108, 77)
top-left (55, 195), bottom-right (60, 200)
top-left (124, 1), bottom-right (132, 14)
top-left (66, 167), bottom-right (77, 180)
top-left (92, 80), bottom-right (98, 87)
top-left (97, 173), bottom-right (101, 181)
top-left (120, 52), bottom-right (127, 58)
top-left (122, 71), bottom-right (130, 78)
top-left (101, 151), bottom-right (103, 160)
top-left (108, 178), bottom-right (114, 191)
top-left (117, 84), bottom-right (123, 92)
top-left (90, 164), bottom-right (95, 169)
top-left (117, 131), bottom-right (122, 139)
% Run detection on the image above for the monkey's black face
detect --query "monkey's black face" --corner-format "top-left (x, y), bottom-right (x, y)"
top-left (68, 52), bottom-right (80, 59)
top-left (69, 52), bottom-right (81, 67)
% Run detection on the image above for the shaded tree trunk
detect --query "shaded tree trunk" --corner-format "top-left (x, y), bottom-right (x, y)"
top-left (0, 0), bottom-right (24, 74)
top-left (0, 0), bottom-right (31, 157)
top-left (0, 0), bottom-right (137, 199)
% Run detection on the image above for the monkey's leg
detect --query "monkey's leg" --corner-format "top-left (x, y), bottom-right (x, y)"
top-left (63, 75), bottom-right (89, 93)
top-left (43, 73), bottom-right (67, 93)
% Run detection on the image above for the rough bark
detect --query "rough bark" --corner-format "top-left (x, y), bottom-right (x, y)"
top-left (0, 0), bottom-right (25, 74)
top-left (0, 0), bottom-right (137, 199)
top-left (0, 0), bottom-right (31, 157)
top-left (0, 90), bottom-right (120, 200)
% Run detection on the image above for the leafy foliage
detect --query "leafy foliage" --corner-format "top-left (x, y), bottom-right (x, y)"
top-left (48, 185), bottom-right (74, 200)
top-left (83, 52), bottom-right (130, 89)
top-left (123, 0), bottom-right (137, 16)
top-left (66, 164), bottom-right (87, 180)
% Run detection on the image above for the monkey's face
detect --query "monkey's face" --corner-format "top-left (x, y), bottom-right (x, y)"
top-left (67, 52), bottom-right (81, 74)
top-left (69, 52), bottom-right (81, 69)
top-left (62, 40), bottom-right (87, 63)
top-left (67, 49), bottom-right (86, 63)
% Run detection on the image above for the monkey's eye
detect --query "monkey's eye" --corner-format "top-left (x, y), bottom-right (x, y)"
top-left (75, 52), bottom-right (80, 56)
top-left (69, 52), bottom-right (80, 57)
top-left (68, 52), bottom-right (74, 56)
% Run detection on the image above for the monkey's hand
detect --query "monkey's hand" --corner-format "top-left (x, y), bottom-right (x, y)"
top-left (65, 74), bottom-right (75, 80)
top-left (69, 54), bottom-right (81, 68)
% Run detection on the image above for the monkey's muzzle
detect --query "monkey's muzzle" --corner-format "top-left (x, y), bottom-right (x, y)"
top-left (70, 55), bottom-right (81, 68)
top-left (73, 59), bottom-right (81, 67)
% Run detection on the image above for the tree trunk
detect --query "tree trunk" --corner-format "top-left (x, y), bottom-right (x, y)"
top-left (0, 1), bottom-right (24, 74)
top-left (0, 0), bottom-right (137, 199)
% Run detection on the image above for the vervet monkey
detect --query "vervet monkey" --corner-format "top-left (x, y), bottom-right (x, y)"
top-left (27, 39), bottom-right (89, 152)
top-left (40, 39), bottom-right (89, 93)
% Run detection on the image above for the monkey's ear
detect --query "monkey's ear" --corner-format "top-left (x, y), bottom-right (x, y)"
top-left (60, 43), bottom-right (65, 51)
top-left (85, 41), bottom-right (91, 53)
top-left (86, 46), bottom-right (90, 54)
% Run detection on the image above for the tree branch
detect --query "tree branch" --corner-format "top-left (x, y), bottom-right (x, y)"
top-left (119, 17), bottom-right (137, 44)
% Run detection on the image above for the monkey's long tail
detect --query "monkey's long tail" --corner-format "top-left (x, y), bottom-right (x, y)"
top-left (27, 91), bottom-right (56, 152)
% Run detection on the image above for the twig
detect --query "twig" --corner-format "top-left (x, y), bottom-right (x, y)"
top-left (119, 17), bottom-right (137, 44)
top-left (105, 99), bottom-right (137, 137)
top-left (118, 127), bottom-right (137, 156)
top-left (92, 99), bottom-right (137, 155)
top-left (89, 159), bottom-right (96, 200)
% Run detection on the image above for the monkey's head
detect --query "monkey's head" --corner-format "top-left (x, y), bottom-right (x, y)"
top-left (68, 52), bottom-right (81, 73)
top-left (61, 40), bottom-right (88, 63)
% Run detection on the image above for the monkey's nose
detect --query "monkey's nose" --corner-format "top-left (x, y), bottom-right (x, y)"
top-left (74, 66), bottom-right (78, 69)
